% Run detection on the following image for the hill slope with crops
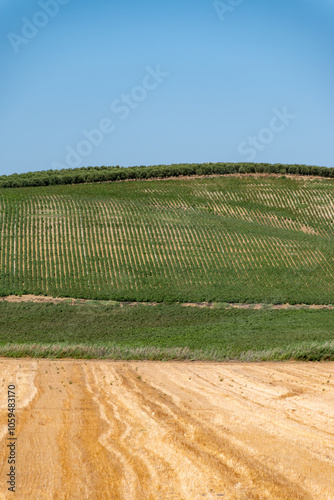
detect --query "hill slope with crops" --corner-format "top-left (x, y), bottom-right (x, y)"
top-left (0, 174), bottom-right (333, 303)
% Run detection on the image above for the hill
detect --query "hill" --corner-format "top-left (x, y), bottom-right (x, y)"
top-left (0, 173), bottom-right (333, 304)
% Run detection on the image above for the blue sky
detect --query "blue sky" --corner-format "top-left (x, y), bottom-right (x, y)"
top-left (1, 0), bottom-right (334, 175)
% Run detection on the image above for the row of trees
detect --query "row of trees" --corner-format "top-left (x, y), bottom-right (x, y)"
top-left (0, 162), bottom-right (333, 189)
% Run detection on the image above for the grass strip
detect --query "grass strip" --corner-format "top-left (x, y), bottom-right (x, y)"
top-left (1, 340), bottom-right (333, 361)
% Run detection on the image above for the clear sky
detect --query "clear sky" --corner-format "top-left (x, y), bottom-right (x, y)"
top-left (1, 0), bottom-right (334, 175)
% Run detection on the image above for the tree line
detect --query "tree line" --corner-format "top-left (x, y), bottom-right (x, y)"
top-left (0, 162), bottom-right (333, 189)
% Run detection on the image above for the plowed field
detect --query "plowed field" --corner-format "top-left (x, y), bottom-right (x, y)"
top-left (1, 360), bottom-right (334, 499)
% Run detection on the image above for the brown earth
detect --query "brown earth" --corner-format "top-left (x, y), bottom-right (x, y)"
top-left (1, 360), bottom-right (334, 499)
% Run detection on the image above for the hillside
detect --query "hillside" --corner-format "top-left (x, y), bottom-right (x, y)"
top-left (0, 173), bottom-right (333, 304)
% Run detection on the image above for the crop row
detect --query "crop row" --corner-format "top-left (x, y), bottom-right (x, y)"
top-left (0, 181), bottom-right (333, 302)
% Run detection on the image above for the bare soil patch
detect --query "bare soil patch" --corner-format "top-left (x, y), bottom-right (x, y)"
top-left (0, 294), bottom-right (82, 305)
top-left (0, 360), bottom-right (333, 499)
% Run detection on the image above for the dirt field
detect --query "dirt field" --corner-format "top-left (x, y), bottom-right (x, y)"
top-left (0, 360), bottom-right (333, 499)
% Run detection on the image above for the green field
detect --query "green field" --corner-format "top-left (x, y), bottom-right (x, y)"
top-left (0, 302), bottom-right (333, 361)
top-left (1, 174), bottom-right (333, 303)
top-left (1, 171), bottom-right (333, 360)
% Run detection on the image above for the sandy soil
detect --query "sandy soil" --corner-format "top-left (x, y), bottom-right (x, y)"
top-left (0, 360), bottom-right (334, 499)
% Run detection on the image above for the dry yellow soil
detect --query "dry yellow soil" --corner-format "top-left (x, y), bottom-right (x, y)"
top-left (0, 360), bottom-right (334, 499)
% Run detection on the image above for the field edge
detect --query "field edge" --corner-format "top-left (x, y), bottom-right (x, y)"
top-left (1, 340), bottom-right (334, 362)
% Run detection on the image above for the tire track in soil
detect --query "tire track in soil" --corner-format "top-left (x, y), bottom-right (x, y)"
top-left (57, 363), bottom-right (123, 499)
